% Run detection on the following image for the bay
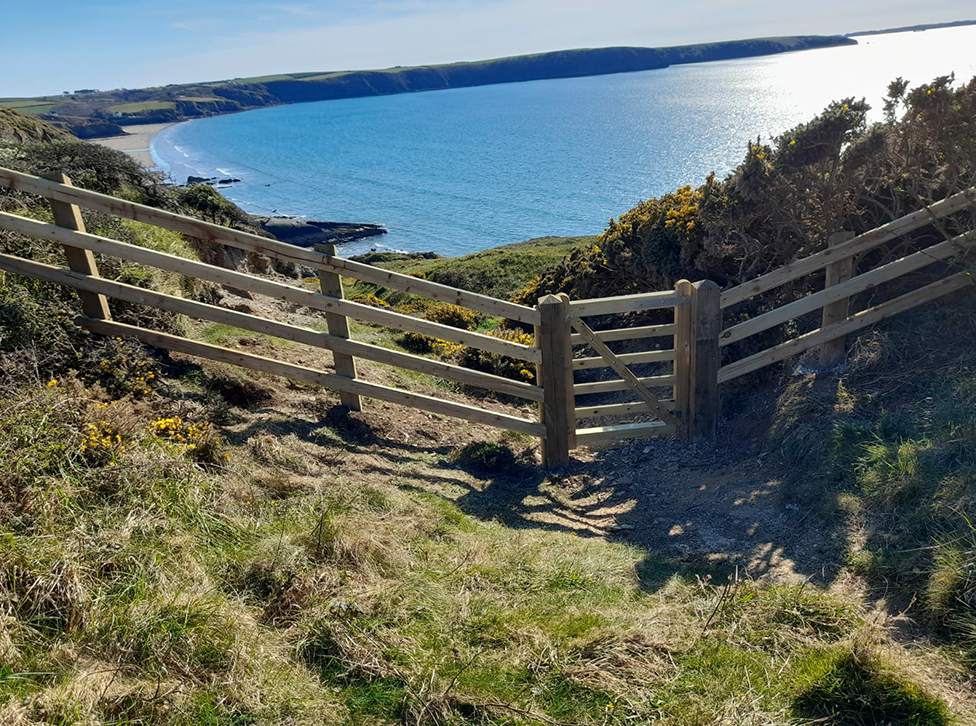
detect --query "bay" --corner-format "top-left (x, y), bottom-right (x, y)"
top-left (152, 26), bottom-right (976, 256)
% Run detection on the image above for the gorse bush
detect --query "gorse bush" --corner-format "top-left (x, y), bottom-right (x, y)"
top-left (424, 302), bottom-right (480, 330)
top-left (520, 76), bottom-right (976, 306)
top-left (457, 328), bottom-right (537, 384)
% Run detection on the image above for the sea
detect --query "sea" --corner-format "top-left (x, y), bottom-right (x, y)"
top-left (152, 25), bottom-right (976, 257)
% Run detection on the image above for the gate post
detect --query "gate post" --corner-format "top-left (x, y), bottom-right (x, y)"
top-left (537, 293), bottom-right (574, 467)
top-left (819, 230), bottom-right (856, 367)
top-left (673, 280), bottom-right (693, 441)
top-left (675, 280), bottom-right (721, 440)
top-left (690, 281), bottom-right (721, 438)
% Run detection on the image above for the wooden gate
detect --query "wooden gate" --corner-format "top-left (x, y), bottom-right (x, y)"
top-left (534, 281), bottom-right (721, 465)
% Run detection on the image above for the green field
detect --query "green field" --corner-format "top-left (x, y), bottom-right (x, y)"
top-left (0, 99), bottom-right (58, 115)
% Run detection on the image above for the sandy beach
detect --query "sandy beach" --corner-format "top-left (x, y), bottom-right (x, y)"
top-left (91, 123), bottom-right (174, 168)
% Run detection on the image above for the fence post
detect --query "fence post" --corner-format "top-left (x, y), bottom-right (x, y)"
top-left (314, 243), bottom-right (361, 411)
top-left (673, 279), bottom-right (694, 441)
top-left (819, 230), bottom-right (856, 367)
top-left (537, 293), bottom-right (574, 467)
top-left (43, 172), bottom-right (111, 321)
top-left (690, 280), bottom-right (721, 438)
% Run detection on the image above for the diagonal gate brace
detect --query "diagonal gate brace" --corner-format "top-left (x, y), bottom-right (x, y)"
top-left (569, 314), bottom-right (679, 427)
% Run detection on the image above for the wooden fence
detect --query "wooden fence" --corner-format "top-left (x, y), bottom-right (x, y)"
top-left (717, 188), bottom-right (976, 385)
top-left (0, 166), bottom-right (973, 467)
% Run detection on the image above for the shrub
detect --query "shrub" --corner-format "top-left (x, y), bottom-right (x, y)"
top-left (16, 140), bottom-right (173, 207)
top-left (85, 336), bottom-right (160, 398)
top-left (424, 302), bottom-right (479, 330)
top-left (451, 441), bottom-right (519, 476)
top-left (148, 415), bottom-right (228, 466)
top-left (349, 292), bottom-right (391, 308)
top-left (399, 332), bottom-right (462, 357)
top-left (458, 328), bottom-right (537, 384)
top-left (520, 75), bottom-right (976, 312)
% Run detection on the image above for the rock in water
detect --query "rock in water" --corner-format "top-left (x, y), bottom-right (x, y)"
top-left (254, 216), bottom-right (387, 248)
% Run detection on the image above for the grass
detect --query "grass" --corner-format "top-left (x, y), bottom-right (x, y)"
top-left (228, 74), bottom-right (301, 84)
top-left (0, 101), bottom-right (58, 115)
top-left (791, 650), bottom-right (949, 725)
top-left (0, 354), bottom-right (963, 724)
top-left (1, 167), bottom-right (973, 723)
top-left (175, 96), bottom-right (228, 102)
top-left (766, 291), bottom-right (976, 667)
top-left (197, 322), bottom-right (300, 349)
top-left (353, 235), bottom-right (596, 301)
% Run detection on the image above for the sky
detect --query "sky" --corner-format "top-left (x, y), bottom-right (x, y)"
top-left (2, 0), bottom-right (973, 97)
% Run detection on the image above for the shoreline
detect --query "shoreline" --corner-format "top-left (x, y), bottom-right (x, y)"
top-left (91, 122), bottom-right (175, 168)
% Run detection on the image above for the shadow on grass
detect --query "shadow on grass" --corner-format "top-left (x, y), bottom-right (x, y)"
top-left (791, 650), bottom-right (950, 726)
top-left (163, 354), bottom-right (849, 595)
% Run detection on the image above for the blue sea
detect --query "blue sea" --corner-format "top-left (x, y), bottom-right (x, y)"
top-left (152, 26), bottom-right (976, 257)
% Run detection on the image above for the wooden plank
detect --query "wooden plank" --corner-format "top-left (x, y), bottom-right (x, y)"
top-left (315, 243), bottom-right (360, 410)
top-left (576, 421), bottom-right (675, 444)
top-left (820, 231), bottom-right (856, 366)
top-left (690, 281), bottom-right (721, 438)
top-left (575, 399), bottom-right (675, 420)
top-left (719, 230), bottom-right (976, 348)
top-left (0, 211), bottom-right (541, 363)
top-left (0, 252), bottom-right (544, 402)
top-left (672, 280), bottom-right (693, 441)
top-left (570, 324), bottom-right (676, 345)
top-left (0, 166), bottom-right (541, 325)
top-left (570, 291), bottom-right (688, 317)
top-left (537, 294), bottom-right (575, 466)
top-left (718, 271), bottom-right (974, 384)
top-left (42, 172), bottom-right (112, 320)
top-left (572, 348), bottom-right (675, 370)
top-left (574, 375), bottom-right (675, 396)
top-left (569, 315), bottom-right (678, 426)
top-left (720, 187), bottom-right (976, 309)
top-left (76, 318), bottom-right (546, 437)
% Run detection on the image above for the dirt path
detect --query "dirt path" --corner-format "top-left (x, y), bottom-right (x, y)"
top-left (212, 363), bottom-right (843, 588)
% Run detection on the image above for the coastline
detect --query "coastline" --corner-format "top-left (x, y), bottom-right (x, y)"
top-left (91, 122), bottom-right (174, 168)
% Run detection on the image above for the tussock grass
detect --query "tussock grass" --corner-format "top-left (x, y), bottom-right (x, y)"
top-left (767, 293), bottom-right (976, 668)
top-left (0, 363), bottom-right (956, 724)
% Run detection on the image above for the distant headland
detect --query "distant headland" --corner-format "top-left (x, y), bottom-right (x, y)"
top-left (0, 35), bottom-right (856, 139)
top-left (848, 19), bottom-right (976, 37)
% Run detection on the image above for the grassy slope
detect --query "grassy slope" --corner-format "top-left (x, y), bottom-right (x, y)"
top-left (0, 107), bottom-right (74, 145)
top-left (1, 333), bottom-right (964, 726)
top-left (1, 207), bottom-right (971, 724)
top-left (765, 290), bottom-right (976, 668)
top-left (353, 235), bottom-right (597, 301)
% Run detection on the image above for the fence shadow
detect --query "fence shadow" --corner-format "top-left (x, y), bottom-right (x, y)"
top-left (445, 428), bottom-right (848, 593)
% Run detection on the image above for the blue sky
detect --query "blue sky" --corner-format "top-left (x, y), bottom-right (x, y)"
top-left (2, 0), bottom-right (972, 97)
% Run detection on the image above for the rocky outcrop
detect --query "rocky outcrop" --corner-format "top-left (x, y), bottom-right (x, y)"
top-left (0, 108), bottom-right (75, 144)
top-left (254, 216), bottom-right (387, 248)
top-left (40, 115), bottom-right (123, 140)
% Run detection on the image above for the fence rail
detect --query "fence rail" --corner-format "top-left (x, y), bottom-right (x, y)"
top-left (718, 189), bottom-right (976, 383)
top-left (1, 165), bottom-right (973, 467)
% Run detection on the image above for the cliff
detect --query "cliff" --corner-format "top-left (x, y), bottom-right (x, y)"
top-left (1, 35), bottom-right (857, 134)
